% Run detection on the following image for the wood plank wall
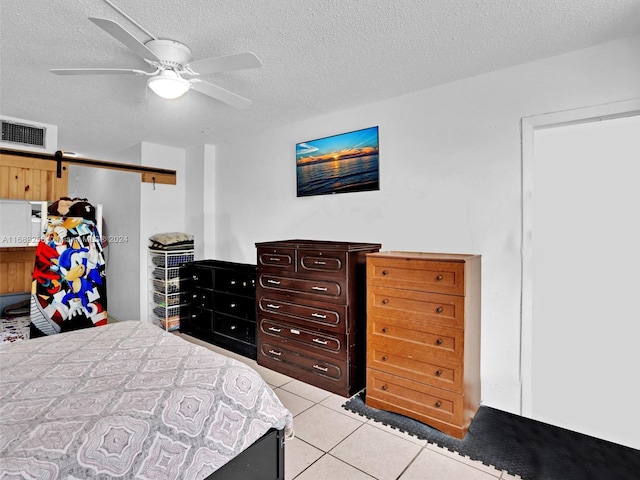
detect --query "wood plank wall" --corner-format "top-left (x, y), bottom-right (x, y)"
top-left (0, 153), bottom-right (68, 294)
top-left (0, 153), bottom-right (68, 200)
top-left (0, 247), bottom-right (36, 294)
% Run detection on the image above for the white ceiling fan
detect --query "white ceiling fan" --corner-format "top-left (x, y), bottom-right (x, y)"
top-left (51, 17), bottom-right (262, 109)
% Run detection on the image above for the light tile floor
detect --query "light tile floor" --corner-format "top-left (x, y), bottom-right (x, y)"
top-left (179, 334), bottom-right (521, 480)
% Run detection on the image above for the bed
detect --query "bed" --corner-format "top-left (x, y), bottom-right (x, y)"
top-left (0, 320), bottom-right (294, 479)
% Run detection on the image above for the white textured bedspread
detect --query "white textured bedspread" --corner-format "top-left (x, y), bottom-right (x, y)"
top-left (0, 321), bottom-right (293, 479)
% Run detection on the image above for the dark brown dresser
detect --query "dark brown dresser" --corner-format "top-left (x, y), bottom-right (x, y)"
top-left (255, 239), bottom-right (381, 397)
top-left (181, 260), bottom-right (257, 359)
top-left (365, 251), bottom-right (481, 438)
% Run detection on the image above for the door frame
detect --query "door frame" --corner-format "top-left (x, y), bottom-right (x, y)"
top-left (519, 98), bottom-right (640, 417)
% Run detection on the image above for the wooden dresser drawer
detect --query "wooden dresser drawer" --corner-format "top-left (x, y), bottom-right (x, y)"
top-left (190, 266), bottom-right (215, 288)
top-left (257, 295), bottom-right (347, 332)
top-left (188, 308), bottom-right (214, 331)
top-left (368, 285), bottom-right (464, 329)
top-left (214, 268), bottom-right (256, 296)
top-left (298, 249), bottom-right (348, 278)
top-left (368, 315), bottom-right (464, 361)
top-left (215, 313), bottom-right (256, 344)
top-left (367, 255), bottom-right (466, 296)
top-left (258, 318), bottom-right (346, 359)
top-left (191, 287), bottom-right (214, 309)
top-left (258, 274), bottom-right (346, 304)
top-left (366, 369), bottom-right (464, 431)
top-left (257, 247), bottom-right (296, 274)
top-left (258, 339), bottom-right (352, 395)
top-left (367, 339), bottom-right (463, 393)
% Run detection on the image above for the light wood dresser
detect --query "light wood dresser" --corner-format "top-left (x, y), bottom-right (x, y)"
top-left (365, 251), bottom-right (481, 438)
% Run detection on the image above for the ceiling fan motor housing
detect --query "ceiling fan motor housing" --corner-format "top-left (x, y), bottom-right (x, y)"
top-left (145, 39), bottom-right (192, 68)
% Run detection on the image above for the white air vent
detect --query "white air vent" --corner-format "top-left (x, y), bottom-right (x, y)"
top-left (0, 116), bottom-right (58, 154)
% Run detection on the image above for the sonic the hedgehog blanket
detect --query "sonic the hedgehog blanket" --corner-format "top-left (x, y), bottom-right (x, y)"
top-left (30, 208), bottom-right (107, 336)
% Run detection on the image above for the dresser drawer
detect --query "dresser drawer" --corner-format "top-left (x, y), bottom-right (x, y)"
top-left (368, 285), bottom-right (464, 329)
top-left (214, 292), bottom-right (255, 320)
top-left (259, 339), bottom-right (345, 382)
top-left (258, 274), bottom-right (346, 304)
top-left (257, 295), bottom-right (347, 333)
top-left (189, 266), bottom-right (215, 288)
top-left (259, 318), bottom-right (346, 359)
top-left (215, 313), bottom-right (256, 344)
top-left (190, 287), bottom-right (214, 310)
top-left (367, 256), bottom-right (465, 296)
top-left (367, 338), bottom-right (463, 393)
top-left (215, 268), bottom-right (256, 296)
top-left (366, 369), bottom-right (464, 427)
top-left (257, 247), bottom-right (296, 274)
top-left (368, 315), bottom-right (463, 360)
top-left (298, 249), bottom-right (348, 278)
top-left (188, 308), bottom-right (214, 331)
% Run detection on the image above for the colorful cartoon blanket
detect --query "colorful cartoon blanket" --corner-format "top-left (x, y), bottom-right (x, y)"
top-left (30, 210), bottom-right (107, 336)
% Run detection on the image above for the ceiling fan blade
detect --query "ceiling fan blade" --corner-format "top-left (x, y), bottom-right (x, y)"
top-left (89, 17), bottom-right (161, 62)
top-left (50, 68), bottom-right (149, 75)
top-left (190, 80), bottom-right (253, 109)
top-left (186, 52), bottom-right (262, 75)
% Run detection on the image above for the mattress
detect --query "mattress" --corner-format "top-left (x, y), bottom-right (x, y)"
top-left (0, 321), bottom-right (293, 479)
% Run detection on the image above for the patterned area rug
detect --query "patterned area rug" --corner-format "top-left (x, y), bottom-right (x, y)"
top-left (343, 391), bottom-right (640, 480)
top-left (0, 316), bottom-right (30, 343)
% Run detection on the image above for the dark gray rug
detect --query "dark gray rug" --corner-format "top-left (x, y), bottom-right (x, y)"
top-left (343, 391), bottom-right (640, 480)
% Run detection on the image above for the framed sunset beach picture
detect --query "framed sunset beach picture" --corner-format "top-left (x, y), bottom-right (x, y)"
top-left (296, 126), bottom-right (380, 197)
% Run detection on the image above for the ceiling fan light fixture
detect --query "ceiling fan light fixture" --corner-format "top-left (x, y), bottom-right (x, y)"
top-left (147, 71), bottom-right (190, 99)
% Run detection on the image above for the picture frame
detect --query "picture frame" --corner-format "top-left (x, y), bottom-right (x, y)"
top-left (296, 126), bottom-right (379, 197)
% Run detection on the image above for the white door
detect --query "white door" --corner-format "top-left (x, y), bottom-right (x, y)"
top-left (527, 113), bottom-right (640, 449)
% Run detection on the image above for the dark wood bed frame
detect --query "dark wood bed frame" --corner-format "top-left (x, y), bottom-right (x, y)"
top-left (207, 427), bottom-right (285, 480)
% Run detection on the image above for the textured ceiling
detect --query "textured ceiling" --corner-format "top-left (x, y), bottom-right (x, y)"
top-left (1, 0), bottom-right (639, 159)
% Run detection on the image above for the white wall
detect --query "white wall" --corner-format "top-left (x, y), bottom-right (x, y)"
top-left (69, 153), bottom-right (140, 321)
top-left (69, 141), bottom-right (188, 323)
top-left (185, 144), bottom-right (217, 260)
top-left (139, 142), bottom-right (187, 322)
top-left (207, 35), bottom-right (640, 414)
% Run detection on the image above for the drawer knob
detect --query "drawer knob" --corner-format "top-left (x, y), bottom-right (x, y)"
top-left (382, 298), bottom-right (388, 305)
top-left (381, 384), bottom-right (388, 391)
top-left (268, 349), bottom-right (282, 356)
top-left (268, 326), bottom-right (282, 333)
top-left (311, 312), bottom-right (327, 319)
top-left (312, 286), bottom-right (328, 291)
top-left (436, 338), bottom-right (443, 345)
top-left (230, 303), bottom-right (237, 308)
top-left (435, 369), bottom-right (442, 376)
top-left (382, 327), bottom-right (388, 333)
top-left (230, 280), bottom-right (236, 285)
top-left (436, 307), bottom-right (443, 313)
top-left (382, 270), bottom-right (388, 275)
top-left (312, 338), bottom-right (329, 345)
top-left (313, 364), bottom-right (329, 372)
top-left (382, 356), bottom-right (388, 362)
top-left (435, 401), bottom-right (442, 408)
top-left (436, 275), bottom-right (443, 281)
